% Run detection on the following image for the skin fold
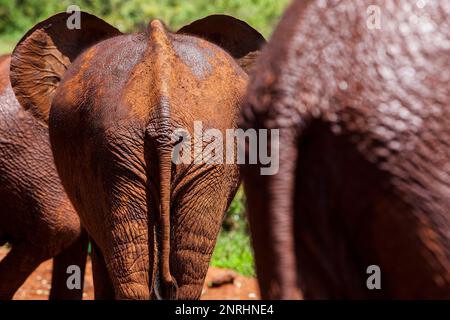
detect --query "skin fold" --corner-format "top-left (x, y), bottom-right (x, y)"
top-left (0, 54), bottom-right (88, 300)
top-left (9, 12), bottom-right (265, 299)
top-left (240, 0), bottom-right (450, 299)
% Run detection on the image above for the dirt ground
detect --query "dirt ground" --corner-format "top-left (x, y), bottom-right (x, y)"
top-left (0, 247), bottom-right (259, 300)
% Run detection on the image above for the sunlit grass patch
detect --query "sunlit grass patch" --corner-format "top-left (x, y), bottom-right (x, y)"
top-left (211, 188), bottom-right (255, 277)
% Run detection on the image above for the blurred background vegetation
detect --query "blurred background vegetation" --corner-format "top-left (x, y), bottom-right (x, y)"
top-left (0, 0), bottom-right (291, 54)
top-left (0, 0), bottom-right (291, 276)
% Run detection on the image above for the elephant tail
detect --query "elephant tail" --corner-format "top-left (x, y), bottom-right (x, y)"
top-left (144, 21), bottom-right (179, 298)
top-left (156, 142), bottom-right (178, 299)
top-left (146, 113), bottom-right (178, 299)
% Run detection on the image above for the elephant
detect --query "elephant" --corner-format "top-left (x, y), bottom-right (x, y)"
top-left (9, 12), bottom-right (265, 299)
top-left (240, 0), bottom-right (450, 299)
top-left (0, 54), bottom-right (88, 299)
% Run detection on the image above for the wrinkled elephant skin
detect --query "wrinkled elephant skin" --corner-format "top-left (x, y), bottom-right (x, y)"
top-left (0, 54), bottom-right (87, 300)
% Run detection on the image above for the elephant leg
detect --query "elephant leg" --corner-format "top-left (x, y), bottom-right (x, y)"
top-left (91, 241), bottom-right (115, 300)
top-left (169, 166), bottom-right (240, 299)
top-left (49, 230), bottom-right (89, 300)
top-left (102, 231), bottom-right (152, 300)
top-left (0, 244), bottom-right (46, 299)
top-left (243, 129), bottom-right (302, 300)
top-left (98, 172), bottom-right (154, 299)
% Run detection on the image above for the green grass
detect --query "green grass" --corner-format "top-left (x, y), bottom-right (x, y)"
top-left (211, 227), bottom-right (255, 277)
top-left (210, 188), bottom-right (255, 277)
top-left (0, 33), bottom-right (19, 54)
top-left (0, 0), bottom-right (291, 54)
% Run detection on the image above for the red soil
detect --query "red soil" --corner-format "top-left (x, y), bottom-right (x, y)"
top-left (0, 247), bottom-right (259, 300)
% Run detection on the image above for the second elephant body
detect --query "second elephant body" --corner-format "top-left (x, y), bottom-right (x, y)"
top-left (241, 0), bottom-right (450, 299)
top-left (0, 54), bottom-right (87, 300)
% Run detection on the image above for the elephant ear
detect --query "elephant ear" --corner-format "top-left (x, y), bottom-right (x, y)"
top-left (177, 15), bottom-right (265, 73)
top-left (10, 12), bottom-right (121, 122)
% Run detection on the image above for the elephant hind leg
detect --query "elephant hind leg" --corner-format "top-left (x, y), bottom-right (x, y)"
top-left (243, 129), bottom-right (302, 300)
top-left (90, 240), bottom-right (115, 300)
top-left (97, 195), bottom-right (154, 299)
top-left (0, 243), bottom-right (47, 299)
top-left (49, 230), bottom-right (89, 300)
top-left (103, 239), bottom-right (152, 300)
